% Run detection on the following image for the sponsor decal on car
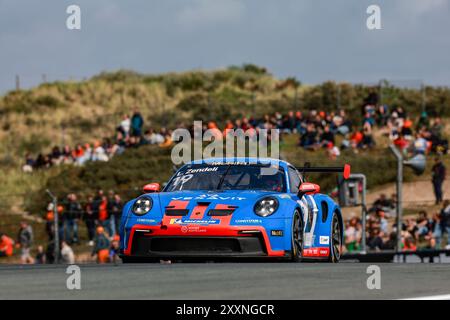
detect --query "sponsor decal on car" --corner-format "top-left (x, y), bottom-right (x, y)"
top-left (234, 219), bottom-right (262, 224)
top-left (136, 218), bottom-right (157, 223)
top-left (270, 230), bottom-right (283, 237)
top-left (181, 225), bottom-right (207, 233)
top-left (319, 236), bottom-right (330, 245)
top-left (303, 247), bottom-right (330, 257)
top-left (170, 218), bottom-right (220, 225)
top-left (171, 194), bottom-right (246, 201)
top-left (182, 166), bottom-right (219, 175)
top-left (209, 161), bottom-right (251, 166)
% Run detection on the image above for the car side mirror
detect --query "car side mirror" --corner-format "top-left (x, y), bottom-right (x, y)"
top-left (298, 182), bottom-right (320, 198)
top-left (143, 183), bottom-right (161, 193)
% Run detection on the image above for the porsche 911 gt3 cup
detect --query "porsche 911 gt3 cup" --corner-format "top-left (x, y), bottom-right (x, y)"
top-left (119, 157), bottom-right (350, 262)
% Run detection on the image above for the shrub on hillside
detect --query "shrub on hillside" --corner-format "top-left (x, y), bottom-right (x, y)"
top-left (26, 145), bottom-right (174, 214)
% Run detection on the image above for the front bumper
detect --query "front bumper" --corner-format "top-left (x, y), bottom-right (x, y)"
top-left (121, 224), bottom-right (286, 259)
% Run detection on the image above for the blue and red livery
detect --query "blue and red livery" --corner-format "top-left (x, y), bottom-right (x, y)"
top-left (119, 157), bottom-right (350, 262)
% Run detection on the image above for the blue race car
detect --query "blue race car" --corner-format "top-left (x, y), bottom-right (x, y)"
top-left (119, 157), bottom-right (350, 262)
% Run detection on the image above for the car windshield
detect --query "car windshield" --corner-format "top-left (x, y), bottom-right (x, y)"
top-left (164, 164), bottom-right (286, 192)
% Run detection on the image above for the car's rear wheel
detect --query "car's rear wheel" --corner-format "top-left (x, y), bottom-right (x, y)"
top-left (291, 210), bottom-right (304, 262)
top-left (328, 212), bottom-right (342, 263)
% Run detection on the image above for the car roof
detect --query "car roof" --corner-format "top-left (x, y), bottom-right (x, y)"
top-left (188, 157), bottom-right (292, 169)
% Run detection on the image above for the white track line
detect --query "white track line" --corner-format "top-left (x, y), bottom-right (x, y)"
top-left (401, 294), bottom-right (450, 300)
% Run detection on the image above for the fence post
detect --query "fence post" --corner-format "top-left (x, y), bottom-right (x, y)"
top-left (388, 145), bottom-right (403, 254)
top-left (46, 189), bottom-right (60, 264)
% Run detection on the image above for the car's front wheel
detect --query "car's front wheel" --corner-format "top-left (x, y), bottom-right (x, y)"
top-left (291, 210), bottom-right (304, 262)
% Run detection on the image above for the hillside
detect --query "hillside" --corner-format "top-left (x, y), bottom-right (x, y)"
top-left (0, 64), bottom-right (449, 218)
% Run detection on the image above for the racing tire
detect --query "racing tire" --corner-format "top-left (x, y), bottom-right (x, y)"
top-left (291, 210), bottom-right (304, 262)
top-left (328, 212), bottom-right (342, 263)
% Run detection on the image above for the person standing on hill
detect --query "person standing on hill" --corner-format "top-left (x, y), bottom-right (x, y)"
top-left (431, 157), bottom-right (446, 205)
top-left (84, 195), bottom-right (96, 246)
top-left (131, 108), bottom-right (144, 138)
top-left (64, 193), bottom-right (82, 244)
top-left (17, 221), bottom-right (34, 264)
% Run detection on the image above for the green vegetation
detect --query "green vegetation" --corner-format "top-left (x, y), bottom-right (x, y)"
top-left (0, 64), bottom-right (448, 219)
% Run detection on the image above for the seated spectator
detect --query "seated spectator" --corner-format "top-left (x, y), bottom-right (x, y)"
top-left (376, 210), bottom-right (389, 235)
top-left (401, 117), bottom-right (414, 139)
top-left (361, 121), bottom-right (375, 149)
top-left (22, 153), bottom-right (35, 172)
top-left (92, 141), bottom-right (109, 162)
top-left (72, 144), bottom-right (85, 162)
top-left (382, 232), bottom-right (397, 250)
top-left (367, 228), bottom-right (383, 251)
top-left (327, 142), bottom-right (340, 160)
top-left (376, 104), bottom-right (389, 127)
top-left (402, 236), bottom-right (417, 251)
top-left (50, 146), bottom-right (62, 165)
top-left (61, 241), bottom-right (75, 264)
top-left (34, 153), bottom-right (50, 169)
top-left (350, 129), bottom-right (363, 149)
top-left (345, 217), bottom-right (362, 252)
top-left (159, 131), bottom-right (174, 148)
top-left (120, 114), bottom-right (131, 137)
top-left (320, 125), bottom-right (335, 146)
top-left (440, 200), bottom-right (450, 249)
top-left (371, 193), bottom-right (394, 212)
top-left (416, 211), bottom-right (433, 238)
top-left (412, 133), bottom-right (428, 155)
top-left (110, 234), bottom-right (120, 263)
top-left (62, 145), bottom-right (74, 164)
top-left (393, 134), bottom-right (409, 152)
top-left (299, 123), bottom-right (318, 150)
top-left (35, 245), bottom-right (46, 264)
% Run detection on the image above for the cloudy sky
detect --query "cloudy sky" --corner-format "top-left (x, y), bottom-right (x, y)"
top-left (0, 0), bottom-right (449, 94)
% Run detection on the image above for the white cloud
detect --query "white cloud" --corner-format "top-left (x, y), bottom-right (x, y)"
top-left (177, 0), bottom-right (245, 29)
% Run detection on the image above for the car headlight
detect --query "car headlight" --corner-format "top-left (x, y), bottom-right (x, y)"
top-left (132, 196), bottom-right (153, 216)
top-left (254, 197), bottom-right (279, 217)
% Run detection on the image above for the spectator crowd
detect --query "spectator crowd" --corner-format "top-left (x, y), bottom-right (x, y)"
top-left (344, 194), bottom-right (450, 254)
top-left (0, 189), bottom-right (124, 264)
top-left (22, 99), bottom-right (448, 173)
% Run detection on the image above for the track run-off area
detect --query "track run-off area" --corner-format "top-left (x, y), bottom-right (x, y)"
top-left (0, 262), bottom-right (449, 300)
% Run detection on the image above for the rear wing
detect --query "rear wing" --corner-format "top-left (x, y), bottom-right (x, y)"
top-left (296, 163), bottom-right (351, 180)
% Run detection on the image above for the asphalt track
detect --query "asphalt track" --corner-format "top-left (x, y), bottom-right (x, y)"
top-left (1, 262), bottom-right (450, 300)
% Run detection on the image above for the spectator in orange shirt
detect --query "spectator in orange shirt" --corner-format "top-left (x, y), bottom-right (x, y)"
top-left (0, 233), bottom-right (14, 257)
top-left (92, 226), bottom-right (110, 264)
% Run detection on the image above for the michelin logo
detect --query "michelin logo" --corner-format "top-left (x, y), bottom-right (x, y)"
top-left (170, 218), bottom-right (220, 225)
